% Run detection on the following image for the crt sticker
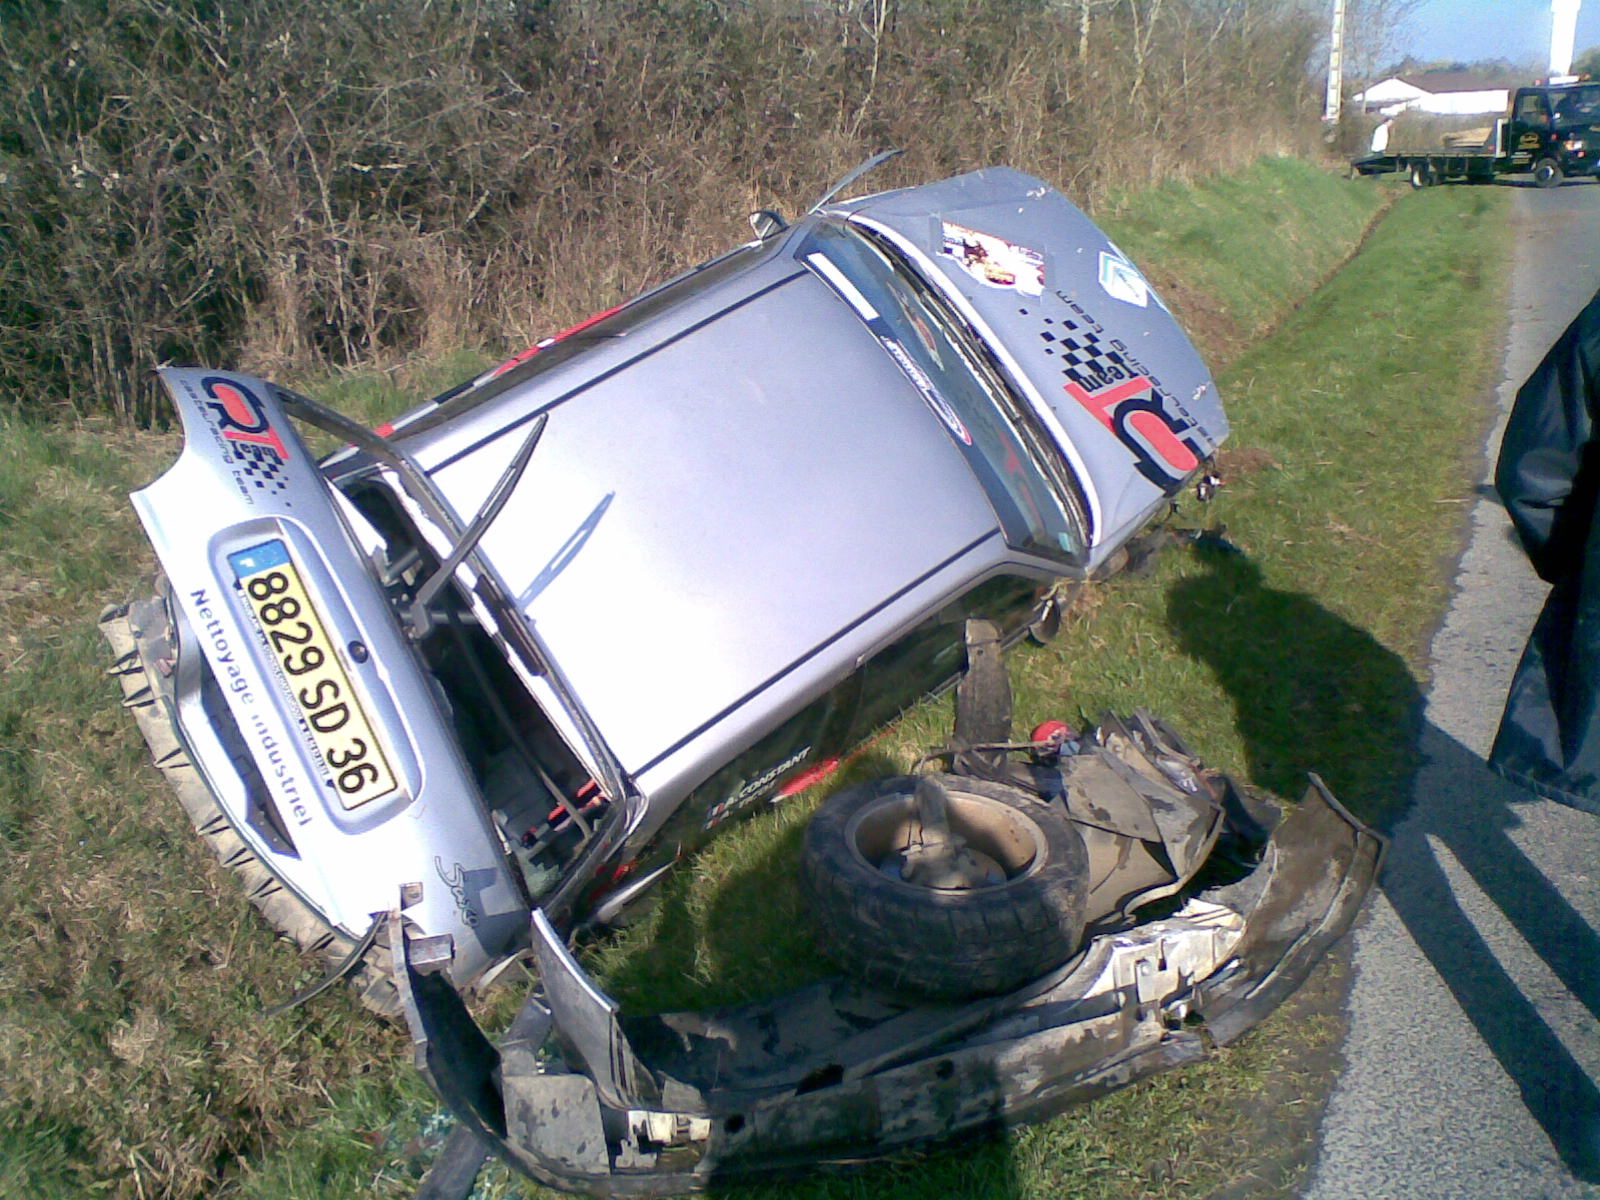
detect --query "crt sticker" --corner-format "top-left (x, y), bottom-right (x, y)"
top-left (941, 222), bottom-right (1045, 296)
top-left (198, 376), bottom-right (293, 498)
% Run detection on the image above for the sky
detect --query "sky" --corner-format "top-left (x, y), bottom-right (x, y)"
top-left (1400, 0), bottom-right (1600, 67)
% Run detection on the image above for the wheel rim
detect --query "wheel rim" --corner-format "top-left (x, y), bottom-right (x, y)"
top-left (845, 783), bottom-right (1045, 893)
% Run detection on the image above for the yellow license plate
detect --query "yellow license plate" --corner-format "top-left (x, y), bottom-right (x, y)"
top-left (229, 540), bottom-right (398, 810)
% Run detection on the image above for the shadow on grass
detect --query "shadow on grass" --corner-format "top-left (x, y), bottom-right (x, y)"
top-left (1167, 545), bottom-right (1600, 1181)
top-left (1166, 546), bottom-right (1421, 828)
top-left (599, 750), bottom-right (903, 1012)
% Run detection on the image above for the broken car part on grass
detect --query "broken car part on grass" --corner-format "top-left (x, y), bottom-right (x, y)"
top-left (395, 655), bottom-right (1382, 1195)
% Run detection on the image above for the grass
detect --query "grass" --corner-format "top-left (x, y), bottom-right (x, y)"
top-left (1101, 157), bottom-right (1393, 367)
top-left (0, 418), bottom-right (403, 1200)
top-left (0, 167), bottom-right (1510, 1200)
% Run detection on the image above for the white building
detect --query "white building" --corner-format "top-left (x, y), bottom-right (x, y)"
top-left (1354, 73), bottom-right (1512, 116)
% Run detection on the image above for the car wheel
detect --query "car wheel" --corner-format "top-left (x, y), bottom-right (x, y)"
top-left (799, 774), bottom-right (1089, 999)
top-left (1534, 157), bottom-right (1563, 188)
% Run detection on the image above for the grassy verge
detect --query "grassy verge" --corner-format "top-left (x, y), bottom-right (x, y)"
top-left (0, 168), bottom-right (1507, 1200)
top-left (1103, 157), bottom-right (1396, 368)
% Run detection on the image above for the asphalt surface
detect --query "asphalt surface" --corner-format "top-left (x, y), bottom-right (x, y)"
top-left (1303, 182), bottom-right (1600, 1200)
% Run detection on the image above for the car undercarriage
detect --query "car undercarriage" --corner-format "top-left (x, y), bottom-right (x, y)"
top-left (389, 634), bottom-right (1383, 1196)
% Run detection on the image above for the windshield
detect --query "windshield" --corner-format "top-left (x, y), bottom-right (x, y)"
top-left (1551, 85), bottom-right (1600, 126)
top-left (803, 220), bottom-right (1087, 562)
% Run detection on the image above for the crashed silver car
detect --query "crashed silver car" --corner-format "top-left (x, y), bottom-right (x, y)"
top-left (102, 161), bottom-right (1381, 1193)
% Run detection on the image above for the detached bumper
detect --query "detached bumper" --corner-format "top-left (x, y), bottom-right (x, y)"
top-left (394, 778), bottom-right (1384, 1196)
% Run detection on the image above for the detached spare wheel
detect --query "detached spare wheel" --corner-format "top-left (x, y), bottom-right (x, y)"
top-left (800, 773), bottom-right (1090, 998)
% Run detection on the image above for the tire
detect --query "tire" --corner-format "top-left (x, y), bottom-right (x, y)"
top-left (799, 774), bottom-right (1089, 999)
top-left (1408, 161), bottom-right (1436, 189)
top-left (1534, 157), bottom-right (1563, 188)
top-left (100, 596), bottom-right (401, 1017)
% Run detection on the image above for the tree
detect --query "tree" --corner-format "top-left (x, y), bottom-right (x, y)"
top-left (1342, 0), bottom-right (1424, 85)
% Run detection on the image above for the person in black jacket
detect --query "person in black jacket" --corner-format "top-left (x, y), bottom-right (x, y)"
top-left (1491, 290), bottom-right (1600, 816)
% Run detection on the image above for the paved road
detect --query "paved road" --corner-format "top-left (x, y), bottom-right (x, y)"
top-left (1303, 184), bottom-right (1600, 1200)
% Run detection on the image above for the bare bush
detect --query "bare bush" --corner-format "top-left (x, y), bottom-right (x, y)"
top-left (0, 0), bottom-right (1324, 426)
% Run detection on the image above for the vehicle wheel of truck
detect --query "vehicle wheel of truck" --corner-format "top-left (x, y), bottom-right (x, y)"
top-left (1534, 157), bottom-right (1563, 188)
top-left (100, 595), bottom-right (402, 1018)
top-left (799, 774), bottom-right (1089, 999)
top-left (1409, 161), bottom-right (1436, 189)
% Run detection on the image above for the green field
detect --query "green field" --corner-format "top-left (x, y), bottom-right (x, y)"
top-left (0, 161), bottom-right (1510, 1200)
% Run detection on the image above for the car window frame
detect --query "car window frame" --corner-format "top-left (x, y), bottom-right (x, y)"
top-left (798, 219), bottom-right (1090, 568)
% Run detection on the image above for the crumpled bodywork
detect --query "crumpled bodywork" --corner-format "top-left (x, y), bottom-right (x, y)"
top-left (393, 778), bottom-right (1382, 1196)
top-left (107, 165), bottom-right (1237, 1003)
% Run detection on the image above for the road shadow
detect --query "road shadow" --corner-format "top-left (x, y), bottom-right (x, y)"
top-left (1497, 177), bottom-right (1600, 188)
top-left (1167, 544), bottom-right (1600, 1181)
top-left (1394, 723), bottom-right (1600, 1176)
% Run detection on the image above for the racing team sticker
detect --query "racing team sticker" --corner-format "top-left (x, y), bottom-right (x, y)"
top-left (1039, 298), bottom-right (1205, 487)
top-left (183, 375), bottom-right (295, 504)
top-left (941, 221), bottom-right (1045, 296)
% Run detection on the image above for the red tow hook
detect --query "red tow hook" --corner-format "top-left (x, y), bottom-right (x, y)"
top-left (1029, 720), bottom-right (1075, 764)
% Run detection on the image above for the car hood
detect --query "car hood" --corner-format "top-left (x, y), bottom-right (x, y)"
top-left (415, 271), bottom-right (1002, 777)
top-left (835, 167), bottom-right (1227, 555)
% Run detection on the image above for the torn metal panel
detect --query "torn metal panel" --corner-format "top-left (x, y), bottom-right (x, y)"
top-left (531, 911), bottom-right (664, 1111)
top-left (395, 780), bottom-right (1384, 1196)
top-left (391, 910), bottom-right (507, 1144)
top-left (1197, 775), bottom-right (1385, 1046)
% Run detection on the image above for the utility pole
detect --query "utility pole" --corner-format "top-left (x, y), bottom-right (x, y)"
top-left (1324, 0), bottom-right (1346, 124)
top-left (1551, 0), bottom-right (1581, 80)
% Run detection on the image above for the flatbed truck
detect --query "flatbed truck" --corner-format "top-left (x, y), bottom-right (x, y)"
top-left (1353, 82), bottom-right (1600, 188)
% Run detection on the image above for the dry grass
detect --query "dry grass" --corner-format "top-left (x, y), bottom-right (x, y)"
top-left (2, 0), bottom-right (1325, 423)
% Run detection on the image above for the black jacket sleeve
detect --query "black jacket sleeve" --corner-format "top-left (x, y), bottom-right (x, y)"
top-left (1496, 291), bottom-right (1600, 584)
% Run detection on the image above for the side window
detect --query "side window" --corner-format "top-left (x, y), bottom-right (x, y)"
top-left (964, 573), bottom-right (1048, 640)
top-left (850, 573), bottom-right (1046, 741)
top-left (1516, 93), bottom-right (1549, 126)
top-left (850, 600), bottom-right (969, 741)
top-left (675, 674), bottom-right (862, 845)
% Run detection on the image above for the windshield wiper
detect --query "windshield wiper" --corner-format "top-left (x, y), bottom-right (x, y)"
top-left (274, 391), bottom-right (633, 810)
top-left (412, 412), bottom-right (547, 624)
top-left (274, 388), bottom-right (546, 635)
